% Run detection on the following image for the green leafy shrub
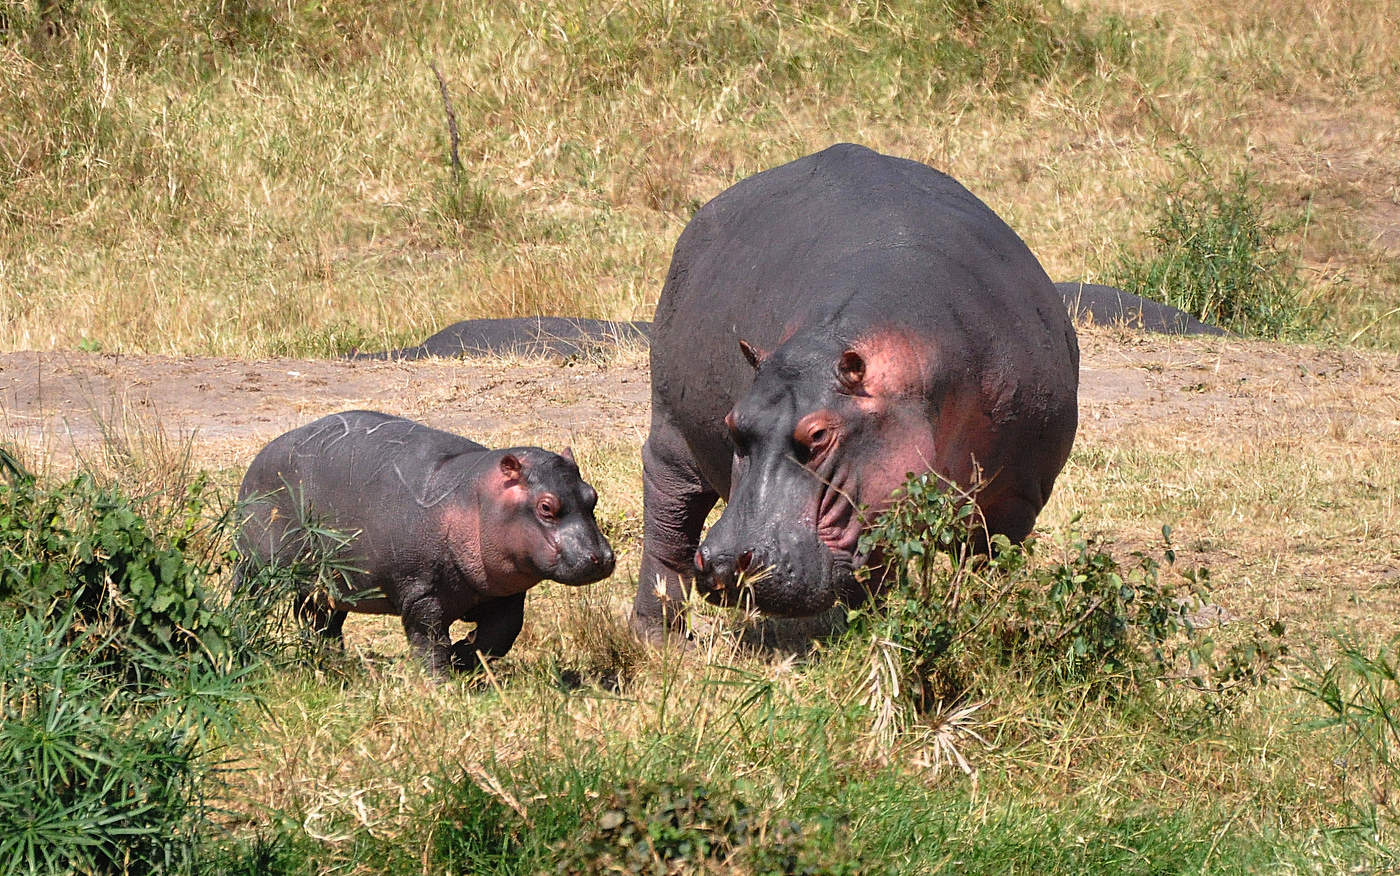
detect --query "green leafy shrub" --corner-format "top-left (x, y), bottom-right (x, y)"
top-left (1110, 166), bottom-right (1305, 337)
top-left (851, 473), bottom-right (1286, 738)
top-left (854, 476), bottom-right (1201, 707)
top-left (0, 450), bottom-right (280, 874)
top-left (0, 462), bottom-right (232, 665)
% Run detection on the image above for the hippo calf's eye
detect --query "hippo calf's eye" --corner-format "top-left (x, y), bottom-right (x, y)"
top-left (536, 495), bottom-right (560, 521)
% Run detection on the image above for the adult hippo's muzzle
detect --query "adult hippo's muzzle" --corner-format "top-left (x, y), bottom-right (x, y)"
top-left (692, 444), bottom-right (863, 617)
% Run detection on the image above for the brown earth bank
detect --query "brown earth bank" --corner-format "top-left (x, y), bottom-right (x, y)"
top-left (2, 328), bottom-right (1398, 640)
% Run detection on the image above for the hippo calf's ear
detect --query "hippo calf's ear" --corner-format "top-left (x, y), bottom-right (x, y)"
top-left (738, 338), bottom-right (767, 370)
top-left (836, 350), bottom-right (866, 392)
top-left (559, 446), bottom-right (577, 465)
top-left (499, 453), bottom-right (523, 482)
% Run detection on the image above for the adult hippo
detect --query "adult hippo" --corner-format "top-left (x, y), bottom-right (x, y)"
top-left (1055, 282), bottom-right (1229, 336)
top-left (632, 143), bottom-right (1080, 633)
top-left (353, 317), bottom-right (652, 361)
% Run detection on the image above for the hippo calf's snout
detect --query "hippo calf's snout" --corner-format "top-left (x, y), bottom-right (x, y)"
top-left (558, 541), bottom-right (616, 585)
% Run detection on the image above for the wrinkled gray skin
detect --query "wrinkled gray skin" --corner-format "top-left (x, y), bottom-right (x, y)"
top-left (352, 317), bottom-right (652, 361)
top-left (633, 143), bottom-right (1080, 633)
top-left (238, 410), bottom-right (614, 674)
top-left (1055, 282), bottom-right (1229, 336)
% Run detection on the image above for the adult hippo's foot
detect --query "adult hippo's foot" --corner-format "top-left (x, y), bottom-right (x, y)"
top-left (631, 143), bottom-right (1080, 634)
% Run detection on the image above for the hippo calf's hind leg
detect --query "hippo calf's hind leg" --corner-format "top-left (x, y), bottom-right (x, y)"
top-left (632, 429), bottom-right (719, 638)
top-left (399, 585), bottom-right (453, 676)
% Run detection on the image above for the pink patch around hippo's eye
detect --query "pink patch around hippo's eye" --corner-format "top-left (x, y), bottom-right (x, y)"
top-left (793, 410), bottom-right (840, 462)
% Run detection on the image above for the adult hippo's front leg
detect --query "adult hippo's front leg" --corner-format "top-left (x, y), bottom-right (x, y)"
top-left (631, 414), bottom-right (719, 638)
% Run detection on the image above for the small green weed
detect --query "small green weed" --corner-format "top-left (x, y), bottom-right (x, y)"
top-left (1295, 636), bottom-right (1400, 859)
top-left (1111, 164), bottom-right (1306, 337)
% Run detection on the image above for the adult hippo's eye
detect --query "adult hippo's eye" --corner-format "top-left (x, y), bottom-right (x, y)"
top-left (724, 410), bottom-right (750, 454)
top-left (536, 495), bottom-right (560, 522)
top-left (793, 411), bottom-right (839, 464)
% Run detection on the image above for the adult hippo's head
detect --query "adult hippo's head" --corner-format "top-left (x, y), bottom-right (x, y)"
top-left (693, 326), bottom-right (942, 616)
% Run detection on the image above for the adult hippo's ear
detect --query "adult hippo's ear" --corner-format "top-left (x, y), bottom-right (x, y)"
top-left (835, 350), bottom-right (866, 393)
top-left (738, 338), bottom-right (767, 370)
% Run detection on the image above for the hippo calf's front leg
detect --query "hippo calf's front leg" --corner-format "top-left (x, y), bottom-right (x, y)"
top-left (451, 593), bottom-right (527, 672)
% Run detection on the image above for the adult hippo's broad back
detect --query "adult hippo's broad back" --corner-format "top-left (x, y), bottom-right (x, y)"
top-left (633, 144), bottom-right (1080, 632)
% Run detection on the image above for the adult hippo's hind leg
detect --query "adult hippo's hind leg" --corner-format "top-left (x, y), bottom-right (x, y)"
top-left (631, 423), bottom-right (719, 640)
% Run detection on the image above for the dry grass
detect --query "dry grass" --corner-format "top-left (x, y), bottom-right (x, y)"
top-left (2, 0), bottom-right (1398, 355)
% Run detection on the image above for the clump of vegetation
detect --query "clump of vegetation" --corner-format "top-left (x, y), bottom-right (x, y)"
top-left (850, 472), bottom-right (1287, 745)
top-left (1295, 637), bottom-right (1400, 857)
top-left (1110, 165), bottom-right (1307, 337)
top-left (555, 777), bottom-right (835, 874)
top-left (0, 447), bottom-right (291, 873)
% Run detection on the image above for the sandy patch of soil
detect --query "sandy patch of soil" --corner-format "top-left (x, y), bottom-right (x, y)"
top-left (3, 328), bottom-right (1397, 643)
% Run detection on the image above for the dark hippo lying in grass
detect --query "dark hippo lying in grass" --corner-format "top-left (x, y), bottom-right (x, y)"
top-left (1055, 282), bottom-right (1229, 336)
top-left (353, 285), bottom-right (1217, 366)
top-left (632, 143), bottom-right (1082, 635)
top-left (237, 410), bottom-right (614, 674)
top-left (352, 316), bottom-right (652, 361)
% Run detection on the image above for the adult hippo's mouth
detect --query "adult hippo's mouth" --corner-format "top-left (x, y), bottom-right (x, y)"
top-left (695, 452), bottom-right (883, 616)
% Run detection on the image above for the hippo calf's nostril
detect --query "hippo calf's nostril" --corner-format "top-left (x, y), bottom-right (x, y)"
top-left (694, 548), bottom-right (707, 573)
top-left (737, 550), bottom-right (753, 573)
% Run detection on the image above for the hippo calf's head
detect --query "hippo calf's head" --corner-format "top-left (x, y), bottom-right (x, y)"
top-left (694, 329), bottom-right (937, 616)
top-left (476, 448), bottom-right (615, 594)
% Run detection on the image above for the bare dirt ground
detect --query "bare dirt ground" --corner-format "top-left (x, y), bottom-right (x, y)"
top-left (0, 348), bottom-right (654, 472)
top-left (2, 328), bottom-right (1393, 469)
top-left (3, 327), bottom-right (1398, 640)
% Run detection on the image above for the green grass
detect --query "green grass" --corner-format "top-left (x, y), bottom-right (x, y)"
top-left (3, 445), bottom-right (1397, 872)
top-left (1110, 162), bottom-right (1307, 337)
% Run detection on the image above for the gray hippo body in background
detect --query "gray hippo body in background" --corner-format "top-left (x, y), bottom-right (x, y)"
top-left (351, 286), bottom-right (1219, 365)
top-left (1055, 282), bottom-right (1228, 336)
top-left (237, 410), bottom-right (614, 673)
top-left (353, 317), bottom-right (652, 361)
top-left (632, 143), bottom-right (1081, 631)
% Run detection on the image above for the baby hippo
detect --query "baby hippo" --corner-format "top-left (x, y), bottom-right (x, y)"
top-left (237, 410), bottom-right (615, 674)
